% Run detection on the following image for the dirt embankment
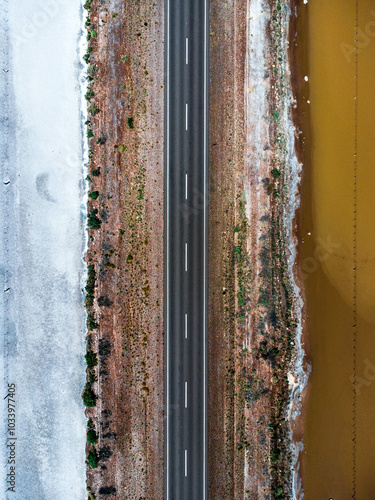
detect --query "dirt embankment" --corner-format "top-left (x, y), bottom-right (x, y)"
top-left (209, 1), bottom-right (299, 498)
top-left (208, 0), bottom-right (247, 497)
top-left (82, 1), bottom-right (164, 498)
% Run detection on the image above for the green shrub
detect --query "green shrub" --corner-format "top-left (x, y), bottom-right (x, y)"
top-left (86, 264), bottom-right (96, 293)
top-left (87, 64), bottom-right (98, 80)
top-left (88, 103), bottom-right (100, 115)
top-left (99, 486), bottom-right (116, 495)
top-left (85, 349), bottom-right (98, 369)
top-left (85, 264), bottom-right (96, 306)
top-left (87, 428), bottom-right (98, 445)
top-left (271, 168), bottom-right (281, 178)
top-left (83, 47), bottom-right (93, 63)
top-left (127, 117), bottom-right (134, 129)
top-left (89, 190), bottom-right (99, 200)
top-left (88, 370), bottom-right (97, 383)
top-left (88, 209), bottom-right (101, 230)
top-left (85, 88), bottom-right (95, 101)
top-left (87, 128), bottom-right (94, 139)
top-left (84, 0), bottom-right (93, 10)
top-left (86, 295), bottom-right (94, 308)
top-left (82, 384), bottom-right (96, 407)
top-left (87, 313), bottom-right (98, 330)
top-left (270, 448), bottom-right (281, 464)
top-left (87, 449), bottom-right (99, 468)
top-left (91, 167), bottom-right (100, 177)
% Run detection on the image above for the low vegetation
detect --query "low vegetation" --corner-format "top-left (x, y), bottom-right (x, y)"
top-left (87, 449), bottom-right (99, 468)
top-left (89, 190), bottom-right (99, 200)
top-left (87, 313), bottom-right (98, 330)
top-left (85, 264), bottom-right (96, 307)
top-left (85, 349), bottom-right (98, 370)
top-left (88, 209), bottom-right (101, 230)
top-left (88, 103), bottom-right (100, 116)
top-left (87, 428), bottom-right (98, 445)
top-left (82, 384), bottom-right (96, 407)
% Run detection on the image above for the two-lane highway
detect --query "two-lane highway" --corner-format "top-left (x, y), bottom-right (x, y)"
top-left (165, 0), bottom-right (208, 498)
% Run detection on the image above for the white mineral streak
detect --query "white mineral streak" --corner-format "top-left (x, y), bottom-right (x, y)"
top-left (244, 1), bottom-right (309, 498)
top-left (244, 0), bottom-right (270, 491)
top-left (281, 5), bottom-right (310, 500)
top-left (244, 0), bottom-right (269, 226)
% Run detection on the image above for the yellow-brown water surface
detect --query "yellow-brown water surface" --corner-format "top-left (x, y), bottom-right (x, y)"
top-left (295, 0), bottom-right (375, 498)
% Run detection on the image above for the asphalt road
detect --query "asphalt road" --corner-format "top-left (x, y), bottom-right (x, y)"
top-left (165, 0), bottom-right (208, 498)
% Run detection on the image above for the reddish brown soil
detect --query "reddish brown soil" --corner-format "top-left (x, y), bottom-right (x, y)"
top-left (84, 1), bottom-right (164, 498)
top-left (208, 0), bottom-right (247, 497)
top-left (209, 1), bottom-right (299, 499)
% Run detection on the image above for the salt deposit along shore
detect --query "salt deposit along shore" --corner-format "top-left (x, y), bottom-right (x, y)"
top-left (0, 1), bottom-right (86, 498)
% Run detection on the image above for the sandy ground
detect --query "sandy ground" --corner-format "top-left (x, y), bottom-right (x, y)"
top-left (0, 0), bottom-right (86, 498)
top-left (83, 1), bottom-right (164, 498)
top-left (208, 0), bottom-right (246, 496)
top-left (209, 0), bottom-right (303, 498)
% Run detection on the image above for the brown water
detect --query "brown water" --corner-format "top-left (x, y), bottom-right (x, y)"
top-left (295, 0), bottom-right (375, 498)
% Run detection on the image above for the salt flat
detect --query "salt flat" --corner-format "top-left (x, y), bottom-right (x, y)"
top-left (0, 0), bottom-right (86, 498)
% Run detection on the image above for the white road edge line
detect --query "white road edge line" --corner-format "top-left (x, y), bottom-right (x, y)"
top-left (185, 449), bottom-right (188, 477)
top-left (186, 102), bottom-right (188, 131)
top-left (185, 313), bottom-right (188, 339)
top-left (186, 37), bottom-right (189, 64)
top-left (203, 0), bottom-right (207, 497)
top-left (185, 242), bottom-right (188, 271)
top-left (166, 0), bottom-right (170, 497)
top-left (185, 173), bottom-right (188, 199)
top-left (185, 381), bottom-right (188, 408)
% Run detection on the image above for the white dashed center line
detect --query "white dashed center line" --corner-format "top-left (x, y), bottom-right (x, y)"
top-left (185, 243), bottom-right (188, 271)
top-left (185, 449), bottom-right (188, 477)
top-left (186, 37), bottom-right (189, 64)
top-left (185, 381), bottom-right (188, 408)
top-left (185, 103), bottom-right (188, 131)
top-left (185, 313), bottom-right (188, 339)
